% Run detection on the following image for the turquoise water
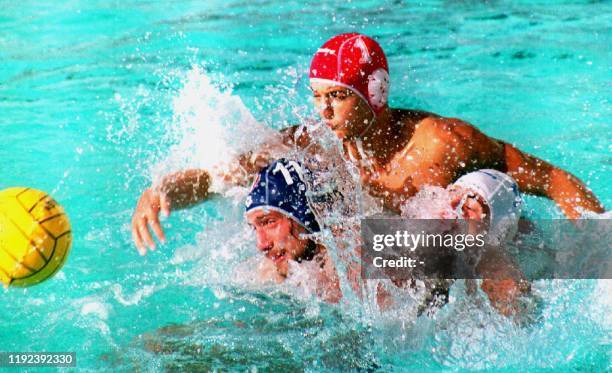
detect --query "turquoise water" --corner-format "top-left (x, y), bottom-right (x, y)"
top-left (1, 0), bottom-right (610, 371)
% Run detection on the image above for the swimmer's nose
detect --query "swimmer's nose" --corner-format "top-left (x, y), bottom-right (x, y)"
top-left (319, 98), bottom-right (333, 120)
top-left (322, 105), bottom-right (334, 120)
top-left (255, 230), bottom-right (272, 251)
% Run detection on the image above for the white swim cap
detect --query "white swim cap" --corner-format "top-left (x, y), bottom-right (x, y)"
top-left (454, 169), bottom-right (523, 244)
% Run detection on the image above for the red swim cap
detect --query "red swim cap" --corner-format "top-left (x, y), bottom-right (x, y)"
top-left (309, 33), bottom-right (389, 116)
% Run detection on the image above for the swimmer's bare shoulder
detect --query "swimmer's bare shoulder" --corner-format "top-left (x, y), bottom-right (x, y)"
top-left (402, 112), bottom-right (505, 168)
top-left (378, 110), bottom-right (501, 189)
top-left (392, 109), bottom-right (604, 217)
top-left (391, 107), bottom-right (435, 125)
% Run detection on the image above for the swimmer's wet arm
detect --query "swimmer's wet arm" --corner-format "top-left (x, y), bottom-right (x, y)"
top-left (503, 143), bottom-right (605, 218)
top-left (132, 163), bottom-right (258, 253)
top-left (155, 128), bottom-right (298, 206)
top-left (132, 130), bottom-right (295, 253)
top-left (445, 119), bottom-right (603, 217)
top-left (157, 169), bottom-right (211, 209)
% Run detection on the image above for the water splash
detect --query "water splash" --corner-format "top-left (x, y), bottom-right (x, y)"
top-left (113, 63), bottom-right (610, 370)
top-left (150, 66), bottom-right (279, 192)
top-left (401, 185), bottom-right (458, 220)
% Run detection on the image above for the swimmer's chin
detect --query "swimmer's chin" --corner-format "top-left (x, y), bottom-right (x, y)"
top-left (327, 123), bottom-right (357, 140)
top-left (257, 257), bottom-right (286, 284)
top-left (265, 250), bottom-right (288, 265)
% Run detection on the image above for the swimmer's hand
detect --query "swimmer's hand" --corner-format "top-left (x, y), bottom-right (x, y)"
top-left (131, 188), bottom-right (171, 255)
top-left (131, 170), bottom-right (211, 254)
top-left (481, 278), bottom-right (531, 317)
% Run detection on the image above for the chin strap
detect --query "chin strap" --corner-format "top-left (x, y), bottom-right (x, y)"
top-left (289, 219), bottom-right (320, 263)
top-left (345, 138), bottom-right (376, 174)
top-left (343, 109), bottom-right (378, 170)
top-left (356, 113), bottom-right (376, 139)
top-left (355, 139), bottom-right (375, 171)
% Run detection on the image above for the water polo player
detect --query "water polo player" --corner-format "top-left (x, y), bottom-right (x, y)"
top-left (306, 33), bottom-right (602, 217)
top-left (244, 159), bottom-right (342, 303)
top-left (402, 169), bottom-right (530, 316)
top-left (245, 162), bottom-right (530, 315)
top-left (132, 32), bottom-right (604, 254)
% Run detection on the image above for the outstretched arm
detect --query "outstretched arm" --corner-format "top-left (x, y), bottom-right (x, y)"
top-left (441, 117), bottom-right (604, 218)
top-left (131, 154), bottom-right (269, 255)
top-left (131, 125), bottom-right (307, 254)
top-left (158, 169), bottom-right (212, 210)
top-left (503, 143), bottom-right (604, 218)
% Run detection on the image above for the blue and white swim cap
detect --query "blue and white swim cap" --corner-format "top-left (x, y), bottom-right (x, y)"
top-left (245, 159), bottom-right (321, 233)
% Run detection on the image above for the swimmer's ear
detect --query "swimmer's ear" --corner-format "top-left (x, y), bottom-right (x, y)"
top-left (289, 220), bottom-right (298, 238)
top-left (289, 220), bottom-right (304, 239)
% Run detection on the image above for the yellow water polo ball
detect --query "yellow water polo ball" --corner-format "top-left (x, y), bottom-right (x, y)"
top-left (0, 187), bottom-right (72, 287)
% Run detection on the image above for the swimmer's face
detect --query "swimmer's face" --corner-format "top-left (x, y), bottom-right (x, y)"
top-left (310, 82), bottom-right (374, 140)
top-left (449, 186), bottom-right (491, 222)
top-left (246, 210), bottom-right (309, 276)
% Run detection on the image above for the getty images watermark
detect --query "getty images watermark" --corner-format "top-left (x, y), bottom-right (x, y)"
top-left (360, 218), bottom-right (611, 280)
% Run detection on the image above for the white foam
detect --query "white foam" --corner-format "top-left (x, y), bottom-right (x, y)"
top-left (111, 283), bottom-right (160, 306)
top-left (81, 300), bottom-right (110, 320)
top-left (400, 185), bottom-right (458, 219)
top-left (590, 279), bottom-right (611, 330)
